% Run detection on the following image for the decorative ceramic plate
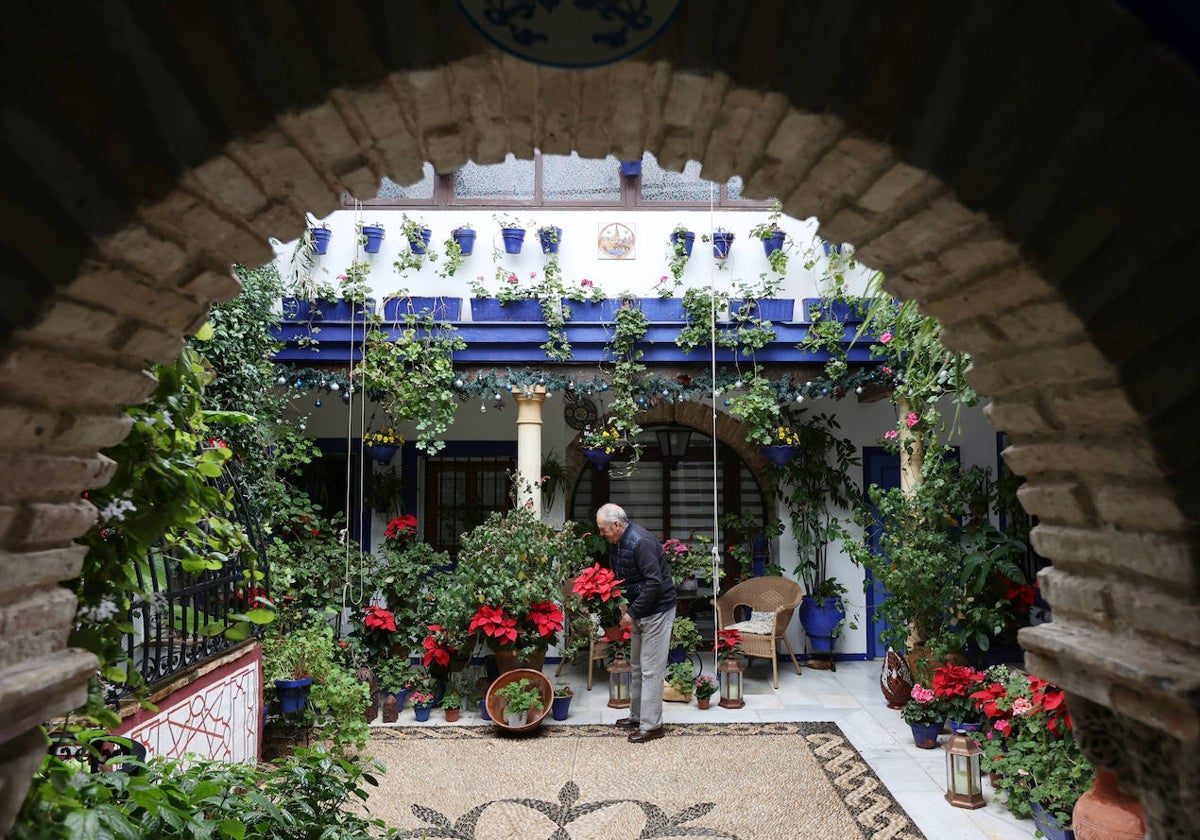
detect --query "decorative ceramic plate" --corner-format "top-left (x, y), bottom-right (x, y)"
top-left (564, 396), bottom-right (599, 430)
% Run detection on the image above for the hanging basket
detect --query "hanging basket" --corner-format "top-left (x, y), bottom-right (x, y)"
top-left (365, 444), bottom-right (398, 465)
top-left (583, 448), bottom-right (613, 470)
top-left (760, 444), bottom-right (797, 466)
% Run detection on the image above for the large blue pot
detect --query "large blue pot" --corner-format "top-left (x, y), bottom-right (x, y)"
top-left (798, 595), bottom-right (846, 653)
top-left (274, 677), bottom-right (314, 714)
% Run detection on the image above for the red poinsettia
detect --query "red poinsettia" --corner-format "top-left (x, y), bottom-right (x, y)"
top-left (385, 514), bottom-right (418, 540)
top-left (970, 681), bottom-right (1010, 721)
top-left (932, 663), bottom-right (985, 698)
top-left (421, 624), bottom-right (456, 668)
top-left (716, 628), bottom-right (744, 656)
top-left (363, 604), bottom-right (396, 633)
top-left (999, 572), bottom-right (1038, 615)
top-left (525, 601), bottom-right (565, 638)
top-left (1029, 675), bottom-right (1073, 735)
top-left (572, 563), bottom-right (624, 603)
top-left (469, 604), bottom-right (519, 645)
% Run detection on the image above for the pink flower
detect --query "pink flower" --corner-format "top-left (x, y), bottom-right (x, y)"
top-left (530, 272), bottom-right (537, 279)
top-left (884, 429), bottom-right (898, 441)
top-left (910, 684), bottom-right (934, 703)
top-left (880, 331), bottom-right (893, 343)
top-left (658, 275), bottom-right (669, 284)
top-left (507, 273), bottom-right (518, 284)
top-left (581, 278), bottom-right (594, 288)
top-left (1012, 697), bottom-right (1033, 716)
top-left (994, 718), bottom-right (1011, 735)
top-left (905, 412), bottom-right (919, 428)
top-left (882, 366), bottom-right (892, 375)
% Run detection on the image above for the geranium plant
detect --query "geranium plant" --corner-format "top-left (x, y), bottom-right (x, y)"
top-left (693, 675), bottom-right (717, 700)
top-left (900, 683), bottom-right (945, 726)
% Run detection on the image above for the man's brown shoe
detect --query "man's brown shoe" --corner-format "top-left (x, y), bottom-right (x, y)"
top-left (627, 727), bottom-right (664, 743)
top-left (614, 718), bottom-right (639, 732)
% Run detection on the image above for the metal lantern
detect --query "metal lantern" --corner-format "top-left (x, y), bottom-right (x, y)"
top-left (717, 656), bottom-right (745, 709)
top-left (943, 732), bottom-right (986, 809)
top-left (607, 653), bottom-right (632, 708)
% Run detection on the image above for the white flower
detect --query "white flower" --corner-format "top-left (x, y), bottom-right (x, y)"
top-left (99, 498), bottom-right (136, 523)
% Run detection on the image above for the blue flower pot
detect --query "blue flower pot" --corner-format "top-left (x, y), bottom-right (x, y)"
top-left (670, 230), bottom-right (694, 257)
top-left (711, 231), bottom-right (734, 259)
top-left (798, 595), bottom-right (846, 653)
top-left (365, 444), bottom-right (398, 465)
top-left (551, 692), bottom-right (573, 720)
top-left (413, 704), bottom-right (432, 722)
top-left (362, 225), bottom-right (385, 253)
top-left (729, 298), bottom-right (794, 321)
top-left (761, 230), bottom-right (785, 256)
top-left (382, 296), bottom-right (462, 321)
top-left (910, 721), bottom-right (941, 749)
top-left (407, 226), bottom-right (432, 255)
top-left (500, 227), bottom-right (525, 254)
top-left (452, 228), bottom-right (476, 255)
top-left (479, 698), bottom-right (492, 721)
top-left (470, 297), bottom-right (543, 321)
top-left (583, 448), bottom-right (613, 470)
top-left (311, 227), bottom-right (331, 255)
top-left (760, 445), bottom-right (797, 466)
top-left (620, 160), bottom-right (642, 177)
top-left (1030, 801), bottom-right (1075, 840)
top-left (637, 297), bottom-right (686, 321)
top-left (274, 677), bottom-right (314, 714)
top-left (538, 226), bottom-right (562, 254)
top-left (562, 298), bottom-right (618, 322)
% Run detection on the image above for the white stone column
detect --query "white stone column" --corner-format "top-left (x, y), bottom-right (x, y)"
top-left (512, 386), bottom-right (547, 517)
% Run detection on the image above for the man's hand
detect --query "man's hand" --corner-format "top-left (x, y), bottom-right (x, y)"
top-left (619, 609), bottom-right (633, 629)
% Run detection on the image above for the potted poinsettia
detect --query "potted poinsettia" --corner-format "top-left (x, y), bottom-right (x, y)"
top-left (569, 562), bottom-right (626, 640)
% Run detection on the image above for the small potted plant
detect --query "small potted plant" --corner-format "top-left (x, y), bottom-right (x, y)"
top-left (932, 663), bottom-right (987, 733)
top-left (359, 220), bottom-right (386, 254)
top-left (399, 213), bottom-right (433, 255)
top-left (495, 677), bottom-right (545, 727)
top-left (579, 423), bottom-right (624, 470)
top-left (749, 200), bottom-right (789, 273)
top-left (569, 562), bottom-right (626, 641)
top-left (693, 675), bottom-right (717, 709)
top-left (441, 689), bottom-right (462, 722)
top-left (900, 683), bottom-right (945, 748)
top-left (668, 615), bottom-right (703, 663)
top-left (709, 226), bottom-right (735, 259)
top-left (309, 222), bottom-right (332, 255)
top-left (494, 212), bottom-right (527, 254)
top-left (410, 689), bottom-right (435, 722)
top-left (537, 224), bottom-right (562, 254)
top-left (551, 685), bottom-right (574, 721)
top-left (362, 427), bottom-right (403, 465)
top-left (451, 223), bottom-right (476, 256)
top-left (664, 661), bottom-right (695, 703)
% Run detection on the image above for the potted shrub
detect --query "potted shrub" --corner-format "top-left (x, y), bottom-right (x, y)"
top-left (668, 615), bottom-right (703, 663)
top-left (261, 615), bottom-right (337, 714)
top-left (399, 213), bottom-right (433, 255)
top-left (667, 224), bottom-right (694, 280)
top-left (568, 562), bottom-right (627, 642)
top-left (410, 689), bottom-right (435, 722)
top-left (495, 677), bottom-right (545, 727)
top-left (664, 661), bottom-right (695, 703)
top-left (693, 675), bottom-right (717, 709)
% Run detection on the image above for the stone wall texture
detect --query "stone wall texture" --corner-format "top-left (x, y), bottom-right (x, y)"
top-left (0, 0), bottom-right (1197, 834)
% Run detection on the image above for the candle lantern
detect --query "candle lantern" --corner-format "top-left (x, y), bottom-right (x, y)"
top-left (717, 656), bottom-right (744, 709)
top-left (943, 732), bottom-right (985, 809)
top-left (607, 653), bottom-right (632, 708)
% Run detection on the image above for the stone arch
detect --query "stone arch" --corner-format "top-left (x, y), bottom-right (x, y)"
top-left (1, 3), bottom-right (1197, 834)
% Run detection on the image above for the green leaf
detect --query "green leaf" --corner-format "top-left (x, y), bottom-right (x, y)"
top-left (201, 409), bottom-right (256, 426)
top-left (194, 321), bottom-right (215, 341)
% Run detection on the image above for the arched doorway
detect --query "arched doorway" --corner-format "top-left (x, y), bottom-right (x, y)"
top-left (1, 4), bottom-right (1197, 834)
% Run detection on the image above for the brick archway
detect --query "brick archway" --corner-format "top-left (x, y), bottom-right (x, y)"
top-left (2, 3), bottom-right (1197, 834)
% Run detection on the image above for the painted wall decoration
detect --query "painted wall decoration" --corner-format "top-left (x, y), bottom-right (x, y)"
top-left (598, 222), bottom-right (636, 259)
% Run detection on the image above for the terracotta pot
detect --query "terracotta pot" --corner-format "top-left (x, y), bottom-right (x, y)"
top-left (1072, 769), bottom-right (1145, 840)
top-left (493, 648), bottom-right (547, 674)
top-left (697, 697), bottom-right (711, 710)
top-left (444, 708), bottom-right (460, 723)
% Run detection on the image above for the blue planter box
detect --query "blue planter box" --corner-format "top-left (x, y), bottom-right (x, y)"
top-left (729, 298), bottom-right (794, 321)
top-left (638, 297), bottom-right (686, 321)
top-left (802, 298), bottom-right (864, 323)
top-left (281, 297), bottom-right (375, 321)
top-left (470, 297), bottom-right (544, 321)
top-left (562, 298), bottom-right (619, 322)
top-left (382, 296), bottom-right (462, 321)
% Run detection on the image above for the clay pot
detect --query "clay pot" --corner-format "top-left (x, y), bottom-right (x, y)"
top-left (880, 647), bottom-right (914, 709)
top-left (697, 697), bottom-right (711, 710)
top-left (1072, 769), bottom-right (1146, 840)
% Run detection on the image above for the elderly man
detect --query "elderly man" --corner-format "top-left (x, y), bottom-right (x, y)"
top-left (595, 502), bottom-right (676, 743)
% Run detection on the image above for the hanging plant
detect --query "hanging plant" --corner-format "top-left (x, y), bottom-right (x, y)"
top-left (605, 299), bottom-right (649, 472)
top-left (357, 313), bottom-right (466, 455)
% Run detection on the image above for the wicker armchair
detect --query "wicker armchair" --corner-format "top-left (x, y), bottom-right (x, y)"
top-left (713, 577), bottom-right (804, 688)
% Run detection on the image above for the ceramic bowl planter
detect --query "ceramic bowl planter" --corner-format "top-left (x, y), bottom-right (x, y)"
top-left (361, 225), bottom-right (385, 254)
top-left (452, 227), bottom-right (476, 255)
top-left (365, 444), bottom-right (398, 465)
top-left (310, 227), bottom-right (331, 255)
top-left (798, 595), bottom-right (846, 653)
top-left (760, 444), bottom-right (798, 466)
top-left (583, 448), bottom-right (613, 470)
top-left (500, 226), bottom-right (525, 254)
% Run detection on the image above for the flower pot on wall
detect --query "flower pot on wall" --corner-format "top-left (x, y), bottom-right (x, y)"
top-left (670, 229), bottom-right (695, 257)
top-left (452, 227), bottom-right (476, 255)
top-left (620, 160), bottom-right (642, 177)
top-left (562, 298), bottom-right (618, 322)
top-left (500, 226), bottom-right (525, 254)
top-left (802, 298), bottom-right (863, 324)
top-left (407, 226), bottom-right (433, 254)
top-left (730, 298), bottom-right (794, 321)
top-left (281, 297), bottom-right (375, 321)
top-left (761, 230), bottom-right (785, 256)
top-left (538, 226), bottom-right (562, 254)
top-left (711, 231), bottom-right (734, 259)
top-left (362, 225), bottom-right (385, 253)
top-left (310, 227), bottom-right (331, 255)
top-left (637, 297), bottom-right (686, 321)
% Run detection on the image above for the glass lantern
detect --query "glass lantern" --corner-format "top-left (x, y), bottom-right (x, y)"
top-left (607, 653), bottom-right (632, 708)
top-left (943, 732), bottom-right (985, 809)
top-left (717, 656), bottom-right (744, 709)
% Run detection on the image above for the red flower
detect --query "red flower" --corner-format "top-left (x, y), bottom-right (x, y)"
top-left (526, 601), bottom-right (565, 638)
top-left (716, 628), bottom-right (744, 654)
top-left (469, 605), bottom-right (519, 645)
top-left (422, 624), bottom-right (456, 668)
top-left (363, 605), bottom-right (396, 633)
top-left (932, 664), bottom-right (985, 698)
top-left (970, 682), bottom-right (1009, 720)
top-left (385, 514), bottom-right (418, 540)
top-left (572, 563), bottom-right (624, 603)
top-left (999, 573), bottom-right (1038, 615)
